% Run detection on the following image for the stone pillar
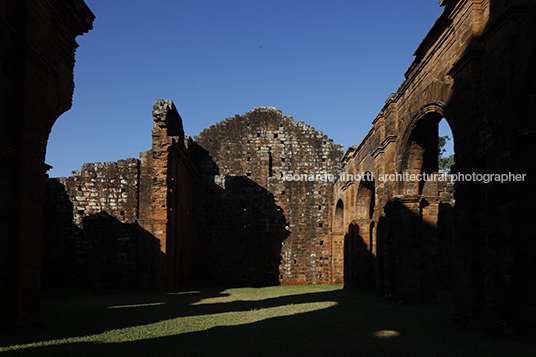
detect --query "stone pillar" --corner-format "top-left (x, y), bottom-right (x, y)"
top-left (331, 232), bottom-right (345, 285)
top-left (0, 0), bottom-right (93, 329)
top-left (138, 100), bottom-right (195, 289)
top-left (394, 196), bottom-right (423, 301)
top-left (420, 196), bottom-right (440, 301)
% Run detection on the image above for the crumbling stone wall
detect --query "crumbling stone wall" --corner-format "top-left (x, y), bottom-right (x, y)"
top-left (0, 0), bottom-right (93, 328)
top-left (138, 100), bottom-right (196, 289)
top-left (43, 160), bottom-right (140, 289)
top-left (193, 107), bottom-right (343, 285)
top-left (43, 104), bottom-right (342, 289)
top-left (43, 100), bottom-right (196, 290)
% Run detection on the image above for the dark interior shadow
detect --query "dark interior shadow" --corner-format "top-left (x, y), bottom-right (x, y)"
top-left (0, 288), bottom-right (449, 356)
top-left (43, 179), bottom-right (164, 290)
top-left (375, 198), bottom-right (452, 303)
top-left (443, 0), bottom-right (536, 335)
top-left (43, 178), bottom-right (82, 289)
top-left (438, 201), bottom-right (453, 289)
top-left (344, 222), bottom-right (376, 289)
top-left (190, 143), bottom-right (289, 287)
top-left (1, 287), bottom-right (519, 357)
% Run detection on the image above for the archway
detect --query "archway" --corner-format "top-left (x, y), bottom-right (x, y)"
top-left (344, 175), bottom-right (376, 288)
top-left (392, 106), bottom-right (456, 300)
top-left (334, 199), bottom-right (344, 233)
top-left (330, 198), bottom-right (345, 284)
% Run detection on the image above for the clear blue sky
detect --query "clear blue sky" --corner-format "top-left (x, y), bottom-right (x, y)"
top-left (46, 0), bottom-right (451, 178)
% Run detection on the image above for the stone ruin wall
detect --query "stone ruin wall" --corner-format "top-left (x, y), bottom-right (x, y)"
top-left (7, 0), bottom-right (535, 336)
top-left (330, 0), bottom-right (536, 335)
top-left (192, 107), bottom-right (344, 285)
top-left (138, 100), bottom-right (196, 289)
top-left (43, 159), bottom-right (142, 289)
top-left (43, 104), bottom-right (344, 288)
top-left (43, 100), bottom-right (197, 290)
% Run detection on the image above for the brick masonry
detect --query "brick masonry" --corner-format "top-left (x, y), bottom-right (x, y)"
top-left (43, 100), bottom-right (197, 290)
top-left (3, 0), bottom-right (535, 337)
top-left (192, 107), bottom-right (343, 285)
top-left (331, 0), bottom-right (536, 335)
top-left (43, 160), bottom-right (140, 289)
top-left (44, 106), bottom-right (343, 288)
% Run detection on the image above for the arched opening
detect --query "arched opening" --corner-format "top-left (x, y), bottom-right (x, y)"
top-left (344, 176), bottom-right (376, 289)
top-left (356, 174), bottom-right (375, 220)
top-left (334, 199), bottom-right (344, 232)
top-left (402, 112), bottom-right (442, 196)
top-left (438, 119), bottom-right (454, 173)
top-left (392, 108), bottom-right (456, 300)
top-left (437, 118), bottom-right (455, 288)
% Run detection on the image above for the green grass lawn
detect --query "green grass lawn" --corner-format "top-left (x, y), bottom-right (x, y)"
top-left (1, 285), bottom-right (534, 356)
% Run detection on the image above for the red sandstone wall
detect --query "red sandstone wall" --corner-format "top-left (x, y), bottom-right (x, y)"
top-left (333, 0), bottom-right (536, 334)
top-left (138, 100), bottom-right (196, 289)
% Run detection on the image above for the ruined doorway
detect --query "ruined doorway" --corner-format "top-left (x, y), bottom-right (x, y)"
top-left (394, 109), bottom-right (456, 300)
top-left (344, 175), bottom-right (375, 289)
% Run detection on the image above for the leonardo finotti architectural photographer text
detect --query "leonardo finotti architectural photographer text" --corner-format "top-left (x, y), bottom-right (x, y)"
top-left (282, 172), bottom-right (527, 184)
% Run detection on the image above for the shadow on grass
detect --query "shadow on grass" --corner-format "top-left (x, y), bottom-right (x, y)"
top-left (1, 287), bottom-right (534, 357)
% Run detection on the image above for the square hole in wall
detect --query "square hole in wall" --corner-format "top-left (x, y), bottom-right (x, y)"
top-left (282, 158), bottom-right (285, 162)
top-left (120, 211), bottom-right (125, 215)
top-left (247, 140), bottom-right (251, 144)
top-left (78, 210), bottom-right (84, 215)
top-left (257, 133), bottom-right (261, 137)
top-left (322, 158), bottom-right (326, 162)
top-left (246, 172), bottom-right (251, 177)
top-left (318, 222), bottom-right (323, 228)
top-left (281, 191), bottom-right (286, 195)
top-left (247, 157), bottom-right (251, 161)
top-left (274, 133), bottom-right (278, 138)
top-left (320, 240), bottom-right (324, 246)
top-left (121, 188), bottom-right (126, 193)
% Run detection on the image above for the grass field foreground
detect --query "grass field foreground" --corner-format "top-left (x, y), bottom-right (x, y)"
top-left (1, 285), bottom-right (534, 356)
